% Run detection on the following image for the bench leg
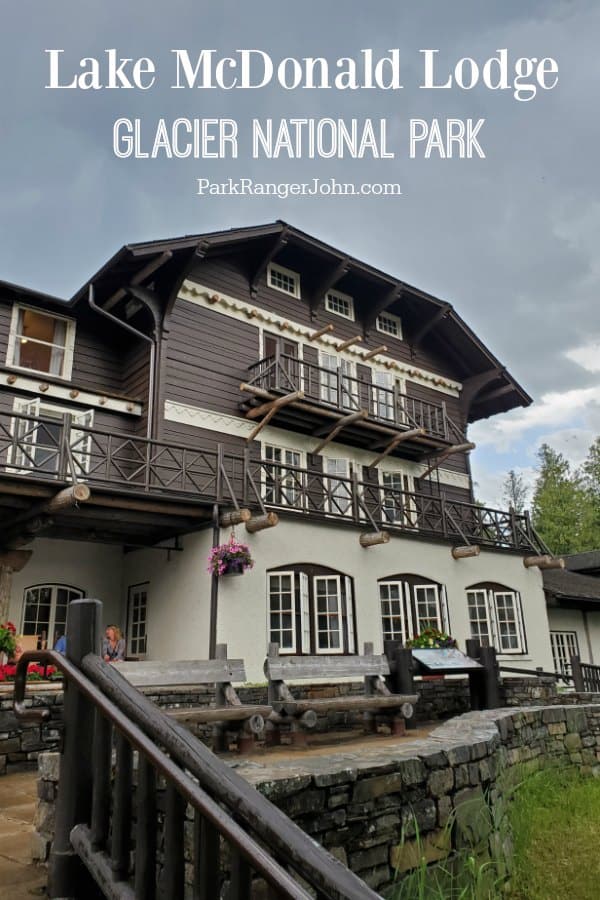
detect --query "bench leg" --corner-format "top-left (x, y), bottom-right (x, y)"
top-left (265, 722), bottom-right (281, 747)
top-left (212, 724), bottom-right (227, 753)
top-left (289, 721), bottom-right (309, 748)
top-left (391, 716), bottom-right (406, 737)
top-left (363, 711), bottom-right (377, 734)
top-left (237, 733), bottom-right (256, 754)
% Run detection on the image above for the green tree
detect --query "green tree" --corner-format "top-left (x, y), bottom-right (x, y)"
top-left (502, 469), bottom-right (529, 513)
top-left (531, 444), bottom-right (589, 555)
top-left (581, 436), bottom-right (600, 499)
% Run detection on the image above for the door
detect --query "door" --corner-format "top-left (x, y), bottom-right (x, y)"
top-left (263, 333), bottom-right (299, 390)
top-left (325, 458), bottom-right (352, 516)
top-left (372, 371), bottom-right (395, 421)
top-left (127, 583), bottom-right (149, 658)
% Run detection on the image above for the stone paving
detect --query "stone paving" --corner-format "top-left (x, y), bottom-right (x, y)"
top-left (0, 771), bottom-right (46, 899)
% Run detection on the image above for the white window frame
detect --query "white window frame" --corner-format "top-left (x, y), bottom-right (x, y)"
top-left (466, 589), bottom-right (492, 645)
top-left (11, 397), bottom-right (94, 476)
top-left (414, 584), bottom-right (443, 633)
top-left (379, 470), bottom-right (416, 527)
top-left (466, 587), bottom-right (526, 655)
top-left (21, 583), bottom-right (83, 649)
top-left (263, 444), bottom-right (304, 509)
top-left (372, 370), bottom-right (395, 421)
top-left (267, 263), bottom-right (300, 299)
top-left (324, 457), bottom-right (352, 517)
top-left (550, 631), bottom-right (579, 675)
top-left (313, 574), bottom-right (344, 654)
top-left (379, 581), bottom-right (407, 644)
top-left (319, 350), bottom-right (339, 405)
top-left (268, 571), bottom-right (297, 653)
top-left (6, 304), bottom-right (76, 381)
top-left (325, 289), bottom-right (355, 321)
top-left (376, 312), bottom-right (403, 339)
top-left (127, 583), bottom-right (149, 658)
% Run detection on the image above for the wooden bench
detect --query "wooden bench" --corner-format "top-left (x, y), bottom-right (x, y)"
top-left (264, 642), bottom-right (418, 746)
top-left (117, 645), bottom-right (271, 752)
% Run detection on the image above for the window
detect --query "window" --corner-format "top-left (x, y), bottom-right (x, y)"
top-left (466, 584), bottom-right (526, 654)
top-left (320, 351), bottom-right (338, 405)
top-left (21, 584), bottom-right (83, 648)
top-left (11, 398), bottom-right (93, 476)
top-left (127, 583), bottom-right (148, 657)
top-left (380, 582), bottom-right (406, 643)
top-left (381, 471), bottom-right (416, 527)
top-left (7, 305), bottom-right (75, 379)
top-left (376, 312), bottom-right (402, 339)
top-left (372, 371), bottom-right (395, 421)
top-left (264, 445), bottom-right (303, 508)
top-left (325, 290), bottom-right (354, 320)
top-left (379, 575), bottom-right (448, 644)
top-left (550, 631), bottom-right (579, 675)
top-left (267, 566), bottom-right (355, 655)
top-left (267, 263), bottom-right (300, 298)
top-left (325, 457), bottom-right (352, 516)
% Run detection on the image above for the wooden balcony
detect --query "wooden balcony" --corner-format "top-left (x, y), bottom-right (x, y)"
top-left (0, 410), bottom-right (542, 554)
top-left (241, 354), bottom-right (464, 459)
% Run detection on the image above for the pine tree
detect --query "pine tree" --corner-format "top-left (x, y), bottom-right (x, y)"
top-left (502, 469), bottom-right (529, 513)
top-left (531, 444), bottom-right (585, 554)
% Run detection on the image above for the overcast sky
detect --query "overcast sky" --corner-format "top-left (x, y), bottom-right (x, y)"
top-left (1, 1), bottom-right (598, 506)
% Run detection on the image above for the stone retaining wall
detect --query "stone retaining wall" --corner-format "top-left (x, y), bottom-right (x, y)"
top-left (0, 684), bottom-right (63, 776)
top-left (34, 701), bottom-right (600, 895)
top-left (0, 674), bottom-right (588, 775)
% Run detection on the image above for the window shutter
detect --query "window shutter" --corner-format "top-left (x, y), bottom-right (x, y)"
top-left (299, 572), bottom-right (310, 654)
top-left (488, 590), bottom-right (499, 650)
top-left (344, 576), bottom-right (355, 653)
top-left (440, 585), bottom-right (450, 635)
top-left (514, 592), bottom-right (526, 653)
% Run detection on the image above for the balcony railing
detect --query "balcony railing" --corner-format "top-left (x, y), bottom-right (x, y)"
top-left (0, 409), bottom-right (541, 552)
top-left (246, 354), bottom-right (460, 442)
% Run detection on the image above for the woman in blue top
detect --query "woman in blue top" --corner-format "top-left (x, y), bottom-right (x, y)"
top-left (102, 625), bottom-right (126, 662)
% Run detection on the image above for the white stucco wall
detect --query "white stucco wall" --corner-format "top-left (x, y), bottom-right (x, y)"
top-left (546, 606), bottom-right (600, 665)
top-left (8, 538), bottom-right (124, 639)
top-left (122, 520), bottom-right (554, 682)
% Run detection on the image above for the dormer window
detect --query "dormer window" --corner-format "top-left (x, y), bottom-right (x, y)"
top-left (7, 305), bottom-right (76, 380)
top-left (267, 263), bottom-right (300, 298)
top-left (376, 312), bottom-right (402, 339)
top-left (325, 289), bottom-right (354, 321)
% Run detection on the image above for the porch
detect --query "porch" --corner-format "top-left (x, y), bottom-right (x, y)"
top-left (0, 409), bottom-right (543, 554)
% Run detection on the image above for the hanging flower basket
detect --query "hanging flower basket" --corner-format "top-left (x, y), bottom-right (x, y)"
top-left (207, 534), bottom-right (254, 577)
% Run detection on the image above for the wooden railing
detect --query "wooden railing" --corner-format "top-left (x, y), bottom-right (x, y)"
top-left (14, 599), bottom-right (379, 900)
top-left (247, 354), bottom-right (453, 440)
top-left (0, 409), bottom-right (542, 552)
top-left (571, 656), bottom-right (600, 692)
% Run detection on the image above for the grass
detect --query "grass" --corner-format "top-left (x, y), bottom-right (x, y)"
top-left (509, 767), bottom-right (600, 900)
top-left (389, 767), bottom-right (600, 900)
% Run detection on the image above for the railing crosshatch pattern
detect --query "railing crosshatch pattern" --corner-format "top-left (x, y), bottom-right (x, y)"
top-left (247, 353), bottom-right (458, 441)
top-left (0, 409), bottom-right (543, 552)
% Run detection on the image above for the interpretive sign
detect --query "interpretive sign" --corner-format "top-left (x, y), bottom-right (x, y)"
top-left (412, 649), bottom-right (483, 671)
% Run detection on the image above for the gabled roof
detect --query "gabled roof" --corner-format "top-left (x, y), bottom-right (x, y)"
top-left (3, 221), bottom-right (532, 422)
top-left (563, 550), bottom-right (600, 577)
top-left (543, 569), bottom-right (600, 606)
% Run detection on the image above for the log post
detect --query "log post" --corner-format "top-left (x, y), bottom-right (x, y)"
top-left (219, 509), bottom-right (251, 528)
top-left (479, 646), bottom-right (501, 710)
top-left (245, 512), bottom-right (279, 534)
top-left (308, 323), bottom-right (334, 341)
top-left (0, 551), bottom-right (33, 622)
top-left (336, 336), bottom-right (363, 352)
top-left (570, 655), bottom-right (584, 693)
top-left (362, 345), bottom-right (388, 361)
top-left (523, 555), bottom-right (565, 570)
top-left (359, 531), bottom-right (390, 548)
top-left (451, 545), bottom-right (481, 560)
top-left (46, 483), bottom-right (91, 511)
top-left (49, 598), bottom-right (101, 898)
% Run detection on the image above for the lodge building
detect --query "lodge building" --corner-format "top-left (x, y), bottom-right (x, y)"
top-left (0, 221), bottom-right (574, 679)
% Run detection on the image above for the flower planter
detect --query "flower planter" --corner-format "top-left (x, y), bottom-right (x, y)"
top-left (221, 560), bottom-right (246, 576)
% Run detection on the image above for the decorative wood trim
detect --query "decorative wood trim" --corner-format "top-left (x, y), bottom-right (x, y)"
top-left (2, 371), bottom-right (142, 416)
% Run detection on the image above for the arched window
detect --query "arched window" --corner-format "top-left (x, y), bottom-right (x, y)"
top-left (466, 582), bottom-right (526, 655)
top-left (378, 574), bottom-right (449, 644)
top-left (21, 584), bottom-right (84, 647)
top-left (267, 564), bottom-right (356, 655)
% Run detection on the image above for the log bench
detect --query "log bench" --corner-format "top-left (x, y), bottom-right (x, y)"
top-left (117, 645), bottom-right (269, 752)
top-left (264, 642), bottom-right (418, 746)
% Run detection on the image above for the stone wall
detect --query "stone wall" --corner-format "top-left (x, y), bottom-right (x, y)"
top-left (0, 674), bottom-right (588, 775)
top-left (0, 684), bottom-right (63, 776)
top-left (33, 701), bottom-right (600, 895)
